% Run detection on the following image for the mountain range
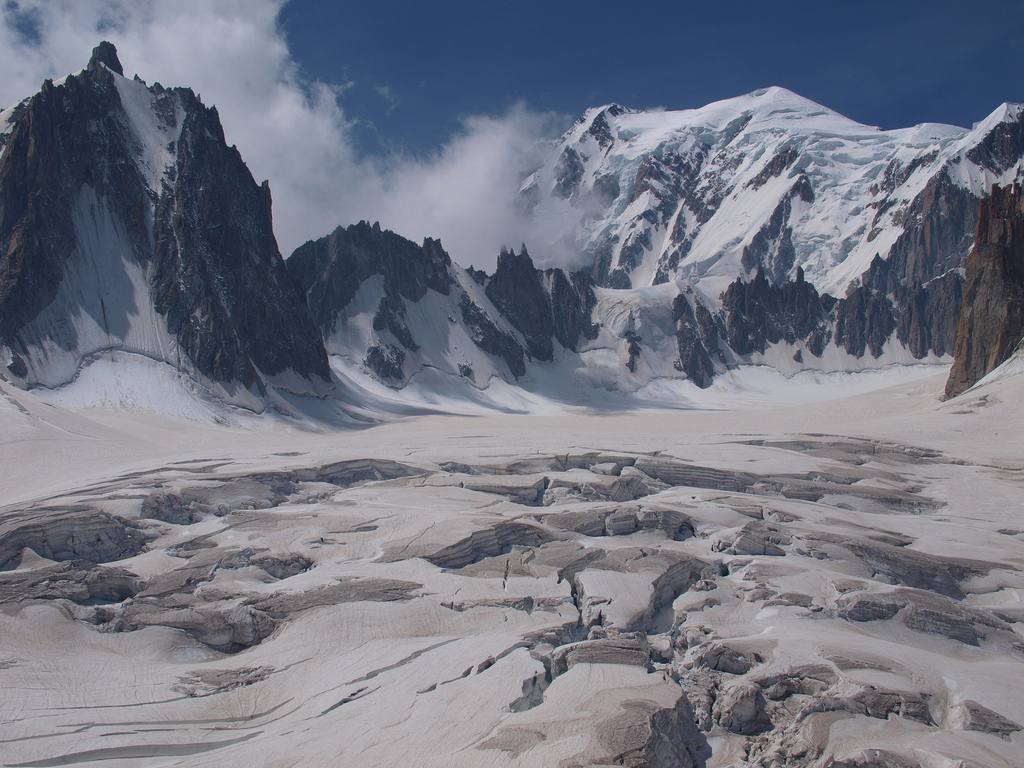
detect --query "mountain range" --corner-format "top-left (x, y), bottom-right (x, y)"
top-left (1, 43), bottom-right (1023, 417)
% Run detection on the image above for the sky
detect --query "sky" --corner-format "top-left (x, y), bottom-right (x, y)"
top-left (279, 0), bottom-right (1024, 155)
top-left (1, 0), bottom-right (1022, 268)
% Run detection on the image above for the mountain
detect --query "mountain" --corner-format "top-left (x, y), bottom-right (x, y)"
top-left (0, 43), bottom-right (329, 410)
top-left (4, 44), bottom-right (1024, 412)
top-left (526, 88), bottom-right (1023, 294)
top-left (945, 183), bottom-right (1024, 396)
top-left (287, 222), bottom-right (596, 390)
top-left (290, 91), bottom-right (1024, 398)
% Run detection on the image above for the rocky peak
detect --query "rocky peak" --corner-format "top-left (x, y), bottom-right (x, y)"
top-left (966, 104), bottom-right (1024, 174)
top-left (0, 42), bottom-right (329, 397)
top-left (486, 246), bottom-right (555, 360)
top-left (946, 183), bottom-right (1024, 396)
top-left (721, 266), bottom-right (832, 357)
top-left (288, 221), bottom-right (455, 338)
top-left (88, 41), bottom-right (123, 76)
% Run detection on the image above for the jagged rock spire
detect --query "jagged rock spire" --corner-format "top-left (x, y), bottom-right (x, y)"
top-left (88, 41), bottom-right (123, 76)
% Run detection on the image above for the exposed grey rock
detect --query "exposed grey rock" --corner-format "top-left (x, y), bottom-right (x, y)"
top-left (484, 245), bottom-right (597, 361)
top-left (688, 641), bottom-right (762, 675)
top-left (420, 522), bottom-right (554, 569)
top-left (289, 221), bottom-right (454, 337)
top-left (364, 343), bottom-right (406, 382)
top-left (951, 699), bottom-right (1022, 739)
top-left (0, 508), bottom-right (148, 570)
top-left (722, 265), bottom-right (832, 356)
top-left (458, 293), bottom-right (527, 378)
top-left (672, 291), bottom-right (722, 387)
top-left (0, 560), bottom-right (143, 605)
top-left (713, 680), bottom-right (773, 734)
top-left (740, 175), bottom-right (814, 283)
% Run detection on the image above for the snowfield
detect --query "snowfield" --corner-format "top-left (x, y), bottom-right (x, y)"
top-left (1, 367), bottom-right (1022, 767)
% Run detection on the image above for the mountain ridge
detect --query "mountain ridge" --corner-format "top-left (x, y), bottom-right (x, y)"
top-left (1, 42), bottom-right (1023, 416)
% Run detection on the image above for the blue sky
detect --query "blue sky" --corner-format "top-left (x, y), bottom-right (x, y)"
top-left (281, 0), bottom-right (1024, 154)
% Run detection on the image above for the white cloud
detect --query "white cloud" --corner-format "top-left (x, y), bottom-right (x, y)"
top-left (0, 0), bottom-right (576, 270)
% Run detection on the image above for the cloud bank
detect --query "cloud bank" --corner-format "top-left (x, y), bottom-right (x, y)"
top-left (0, 0), bottom-right (577, 269)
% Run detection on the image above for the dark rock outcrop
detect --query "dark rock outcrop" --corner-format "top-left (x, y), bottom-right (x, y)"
top-left (484, 246), bottom-right (597, 361)
top-left (288, 225), bottom-right (596, 384)
top-left (722, 266), bottom-right (832, 356)
top-left (719, 257), bottom-right (963, 364)
top-left (946, 183), bottom-right (1024, 396)
top-left (485, 246), bottom-right (557, 360)
top-left (740, 175), bottom-right (814, 284)
top-left (288, 221), bottom-right (453, 337)
top-left (835, 254), bottom-right (963, 359)
top-left (672, 292), bottom-right (721, 387)
top-left (458, 294), bottom-right (527, 378)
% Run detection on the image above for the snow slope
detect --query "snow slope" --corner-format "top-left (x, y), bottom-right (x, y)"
top-left (1, 369), bottom-right (1022, 767)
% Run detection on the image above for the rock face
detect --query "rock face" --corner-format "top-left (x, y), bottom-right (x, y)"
top-left (484, 245), bottom-right (597, 361)
top-left (0, 43), bottom-right (329, 397)
top-left (946, 184), bottom-right (1024, 396)
top-left (289, 221), bottom-right (454, 339)
top-left (673, 291), bottom-right (722, 387)
top-left (718, 261), bottom-right (964, 366)
top-left (721, 266), bottom-right (833, 357)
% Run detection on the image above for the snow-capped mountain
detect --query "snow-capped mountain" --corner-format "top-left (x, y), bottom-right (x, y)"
top-left (0, 43), bottom-right (330, 411)
top-left (524, 87), bottom-right (1024, 296)
top-left (3, 43), bottom-right (1023, 414)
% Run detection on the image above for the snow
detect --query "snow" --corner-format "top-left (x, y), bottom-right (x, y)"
top-left (37, 352), bottom-right (235, 421)
top-left (968, 339), bottom-right (1024, 392)
top-left (112, 72), bottom-right (184, 193)
top-left (14, 186), bottom-right (180, 388)
top-left (529, 88), bottom-right (1024, 298)
top-left (2, 368), bottom-right (1023, 767)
